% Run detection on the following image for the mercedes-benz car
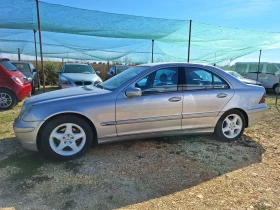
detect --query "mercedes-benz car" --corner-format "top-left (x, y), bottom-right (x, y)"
top-left (57, 63), bottom-right (102, 89)
top-left (14, 63), bottom-right (267, 160)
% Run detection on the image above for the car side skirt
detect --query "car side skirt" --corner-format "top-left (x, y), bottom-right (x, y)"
top-left (97, 127), bottom-right (214, 144)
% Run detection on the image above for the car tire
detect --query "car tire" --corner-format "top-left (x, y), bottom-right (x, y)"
top-left (0, 88), bottom-right (17, 110)
top-left (214, 109), bottom-right (245, 142)
top-left (273, 83), bottom-right (280, 94)
top-left (41, 114), bottom-right (94, 160)
top-left (31, 81), bottom-right (36, 94)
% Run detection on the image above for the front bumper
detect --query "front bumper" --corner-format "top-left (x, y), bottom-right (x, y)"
top-left (246, 103), bottom-right (268, 127)
top-left (13, 117), bottom-right (44, 151)
top-left (16, 83), bottom-right (32, 101)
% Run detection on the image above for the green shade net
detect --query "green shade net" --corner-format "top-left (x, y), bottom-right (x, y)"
top-left (1, 0), bottom-right (280, 64)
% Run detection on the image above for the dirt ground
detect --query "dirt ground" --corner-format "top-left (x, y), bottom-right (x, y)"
top-left (0, 95), bottom-right (279, 210)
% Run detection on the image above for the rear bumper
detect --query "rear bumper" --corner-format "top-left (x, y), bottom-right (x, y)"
top-left (246, 104), bottom-right (268, 127)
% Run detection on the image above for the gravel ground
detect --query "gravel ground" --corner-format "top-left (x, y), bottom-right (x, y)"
top-left (0, 96), bottom-right (279, 210)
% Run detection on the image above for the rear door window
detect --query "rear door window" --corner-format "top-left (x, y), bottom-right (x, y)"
top-left (185, 67), bottom-right (229, 90)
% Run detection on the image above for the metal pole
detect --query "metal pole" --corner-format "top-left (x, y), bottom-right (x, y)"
top-left (33, 29), bottom-right (38, 68)
top-left (33, 29), bottom-right (40, 90)
top-left (36, 0), bottom-right (45, 92)
top-left (17, 48), bottom-right (21, 61)
top-left (256, 50), bottom-right (262, 83)
top-left (187, 20), bottom-right (192, 63)
top-left (152, 40), bottom-right (154, 63)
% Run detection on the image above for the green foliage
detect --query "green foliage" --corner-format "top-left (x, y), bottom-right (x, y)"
top-left (44, 61), bottom-right (58, 86)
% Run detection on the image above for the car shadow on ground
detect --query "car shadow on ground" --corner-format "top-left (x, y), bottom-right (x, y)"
top-left (0, 134), bottom-right (265, 209)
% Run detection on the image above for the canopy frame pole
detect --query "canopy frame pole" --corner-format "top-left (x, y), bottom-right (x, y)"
top-left (17, 48), bottom-right (21, 61)
top-left (187, 20), bottom-right (192, 62)
top-left (33, 29), bottom-right (38, 68)
top-left (36, 0), bottom-right (45, 92)
top-left (33, 29), bottom-right (40, 90)
top-left (256, 49), bottom-right (262, 83)
top-left (152, 40), bottom-right (154, 63)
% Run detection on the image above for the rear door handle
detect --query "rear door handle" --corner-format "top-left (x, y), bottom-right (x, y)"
top-left (168, 97), bottom-right (182, 102)
top-left (217, 93), bottom-right (227, 98)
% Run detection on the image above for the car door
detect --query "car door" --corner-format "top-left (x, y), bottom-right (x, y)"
top-left (115, 67), bottom-right (183, 136)
top-left (182, 67), bottom-right (234, 130)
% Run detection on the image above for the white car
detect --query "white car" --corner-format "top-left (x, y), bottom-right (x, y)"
top-left (57, 63), bottom-right (102, 89)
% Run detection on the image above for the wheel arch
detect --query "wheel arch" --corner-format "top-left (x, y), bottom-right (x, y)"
top-left (36, 112), bottom-right (98, 151)
top-left (218, 108), bottom-right (249, 128)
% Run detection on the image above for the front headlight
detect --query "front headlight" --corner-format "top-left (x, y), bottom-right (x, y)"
top-left (11, 76), bottom-right (23, 85)
top-left (61, 79), bottom-right (71, 85)
top-left (18, 105), bottom-right (34, 121)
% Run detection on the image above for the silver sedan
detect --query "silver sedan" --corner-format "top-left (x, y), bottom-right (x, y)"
top-left (14, 63), bottom-right (267, 160)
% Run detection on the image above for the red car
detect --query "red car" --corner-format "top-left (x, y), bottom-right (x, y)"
top-left (0, 58), bottom-right (32, 110)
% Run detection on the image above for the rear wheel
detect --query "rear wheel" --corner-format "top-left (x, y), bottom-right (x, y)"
top-left (0, 89), bottom-right (17, 110)
top-left (214, 109), bottom-right (245, 142)
top-left (41, 115), bottom-right (94, 160)
top-left (273, 83), bottom-right (280, 94)
top-left (31, 80), bottom-right (36, 94)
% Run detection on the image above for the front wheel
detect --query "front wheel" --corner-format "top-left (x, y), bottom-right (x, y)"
top-left (0, 89), bottom-right (17, 110)
top-left (214, 110), bottom-right (245, 142)
top-left (41, 115), bottom-right (94, 160)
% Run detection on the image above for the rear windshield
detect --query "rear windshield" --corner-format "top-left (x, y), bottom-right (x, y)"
top-left (12, 63), bottom-right (30, 72)
top-left (0, 61), bottom-right (16, 71)
top-left (63, 65), bottom-right (95, 74)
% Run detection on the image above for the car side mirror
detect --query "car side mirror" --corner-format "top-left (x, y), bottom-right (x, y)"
top-left (125, 87), bottom-right (142, 98)
top-left (56, 70), bottom-right (61, 74)
top-left (96, 71), bottom-right (100, 75)
top-left (33, 69), bottom-right (38, 73)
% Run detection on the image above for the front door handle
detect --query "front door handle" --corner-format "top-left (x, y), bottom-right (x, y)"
top-left (217, 93), bottom-right (227, 98)
top-left (168, 97), bottom-right (182, 102)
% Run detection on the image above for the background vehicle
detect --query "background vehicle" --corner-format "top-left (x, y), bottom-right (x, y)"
top-left (57, 63), bottom-right (102, 89)
top-left (225, 70), bottom-right (262, 86)
top-left (0, 58), bottom-right (31, 110)
top-left (106, 65), bottom-right (131, 80)
top-left (14, 63), bottom-right (267, 160)
top-left (234, 62), bottom-right (280, 93)
top-left (11, 61), bottom-right (40, 94)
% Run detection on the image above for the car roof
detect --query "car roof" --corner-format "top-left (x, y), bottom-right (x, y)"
top-left (64, 63), bottom-right (89, 66)
top-left (11, 61), bottom-right (30, 64)
top-left (137, 62), bottom-right (212, 68)
top-left (0, 58), bottom-right (10, 61)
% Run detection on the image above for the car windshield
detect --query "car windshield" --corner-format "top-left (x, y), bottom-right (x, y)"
top-left (63, 65), bottom-right (95, 74)
top-left (0, 61), bottom-right (17, 71)
top-left (228, 71), bottom-right (243, 79)
top-left (12, 63), bottom-right (30, 72)
top-left (116, 66), bottom-right (130, 74)
top-left (102, 66), bottom-right (149, 91)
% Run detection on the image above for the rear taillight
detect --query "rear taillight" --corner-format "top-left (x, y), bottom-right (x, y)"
top-left (259, 93), bottom-right (266, 104)
top-left (11, 76), bottom-right (23, 86)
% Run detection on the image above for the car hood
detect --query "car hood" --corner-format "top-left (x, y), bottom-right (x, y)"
top-left (239, 78), bottom-right (261, 85)
top-left (25, 86), bottom-right (109, 105)
top-left (20, 71), bottom-right (32, 78)
top-left (62, 73), bottom-right (100, 81)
